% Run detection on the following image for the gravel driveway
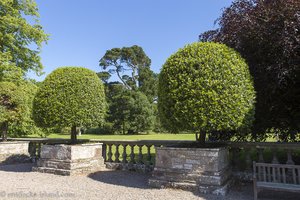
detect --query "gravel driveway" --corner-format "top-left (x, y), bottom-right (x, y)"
top-left (0, 163), bottom-right (298, 200)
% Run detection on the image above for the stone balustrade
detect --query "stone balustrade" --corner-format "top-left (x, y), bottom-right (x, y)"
top-left (93, 140), bottom-right (192, 172)
top-left (8, 138), bottom-right (300, 180)
top-left (227, 142), bottom-right (300, 180)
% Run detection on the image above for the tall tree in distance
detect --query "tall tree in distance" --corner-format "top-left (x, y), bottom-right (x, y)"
top-left (199, 0), bottom-right (300, 141)
top-left (99, 45), bottom-right (159, 134)
top-left (0, 0), bottom-right (48, 75)
top-left (99, 45), bottom-right (151, 90)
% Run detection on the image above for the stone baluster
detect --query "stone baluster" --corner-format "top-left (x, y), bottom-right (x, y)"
top-left (245, 148), bottom-right (252, 171)
top-left (138, 145), bottom-right (143, 164)
top-left (29, 142), bottom-right (37, 162)
top-left (286, 149), bottom-right (294, 165)
top-left (102, 144), bottom-right (107, 161)
top-left (146, 145), bottom-right (152, 165)
top-left (286, 149), bottom-right (294, 183)
top-left (115, 144), bottom-right (120, 162)
top-left (107, 144), bottom-right (113, 162)
top-left (122, 144), bottom-right (127, 163)
top-left (37, 143), bottom-right (41, 158)
top-left (257, 148), bottom-right (265, 180)
top-left (230, 147), bottom-right (240, 171)
top-left (271, 148), bottom-right (279, 164)
top-left (258, 148), bottom-right (264, 163)
top-left (130, 145), bottom-right (135, 164)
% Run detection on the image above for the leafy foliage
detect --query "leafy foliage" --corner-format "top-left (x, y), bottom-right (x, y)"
top-left (199, 0), bottom-right (300, 141)
top-left (0, 0), bottom-right (48, 75)
top-left (0, 82), bottom-right (25, 123)
top-left (97, 71), bottom-right (111, 84)
top-left (0, 81), bottom-right (26, 140)
top-left (108, 88), bottom-right (155, 134)
top-left (158, 42), bottom-right (255, 142)
top-left (0, 60), bottom-right (23, 83)
top-left (33, 67), bottom-right (107, 142)
top-left (8, 81), bottom-right (43, 137)
top-left (138, 66), bottom-right (158, 102)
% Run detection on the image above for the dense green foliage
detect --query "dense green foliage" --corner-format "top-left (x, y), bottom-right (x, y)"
top-left (108, 87), bottom-right (155, 134)
top-left (0, 81), bottom-right (25, 140)
top-left (0, 64), bottom-right (41, 140)
top-left (33, 67), bottom-right (107, 142)
top-left (199, 0), bottom-right (300, 141)
top-left (138, 66), bottom-right (158, 102)
top-left (0, 0), bottom-right (48, 75)
top-left (8, 81), bottom-right (42, 137)
top-left (158, 42), bottom-right (255, 142)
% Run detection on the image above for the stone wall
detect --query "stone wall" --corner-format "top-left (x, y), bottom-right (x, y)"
top-left (149, 147), bottom-right (233, 195)
top-left (33, 143), bottom-right (105, 176)
top-left (0, 142), bottom-right (30, 165)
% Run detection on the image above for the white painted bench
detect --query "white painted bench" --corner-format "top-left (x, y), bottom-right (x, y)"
top-left (253, 161), bottom-right (300, 200)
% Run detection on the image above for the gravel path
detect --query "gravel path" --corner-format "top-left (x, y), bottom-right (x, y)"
top-left (0, 164), bottom-right (298, 200)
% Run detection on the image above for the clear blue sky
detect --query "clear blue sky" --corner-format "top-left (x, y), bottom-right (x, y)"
top-left (31, 0), bottom-right (233, 81)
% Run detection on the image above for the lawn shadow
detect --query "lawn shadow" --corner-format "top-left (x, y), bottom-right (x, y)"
top-left (88, 170), bottom-right (151, 189)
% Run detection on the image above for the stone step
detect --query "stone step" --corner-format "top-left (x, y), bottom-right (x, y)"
top-left (149, 178), bottom-right (197, 191)
top-left (32, 166), bottom-right (71, 176)
top-left (37, 159), bottom-right (105, 170)
top-left (152, 167), bottom-right (231, 186)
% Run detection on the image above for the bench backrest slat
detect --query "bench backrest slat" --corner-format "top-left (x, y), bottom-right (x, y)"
top-left (267, 166), bottom-right (271, 182)
top-left (263, 166), bottom-right (266, 182)
top-left (298, 168), bottom-right (300, 184)
top-left (282, 167), bottom-right (286, 183)
top-left (293, 168), bottom-right (297, 184)
top-left (254, 162), bottom-right (300, 185)
top-left (272, 167), bottom-right (276, 182)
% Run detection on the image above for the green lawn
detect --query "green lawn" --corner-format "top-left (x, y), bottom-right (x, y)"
top-left (26, 133), bottom-right (196, 141)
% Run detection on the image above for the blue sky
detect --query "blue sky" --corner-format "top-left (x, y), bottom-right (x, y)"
top-left (31, 0), bottom-right (233, 81)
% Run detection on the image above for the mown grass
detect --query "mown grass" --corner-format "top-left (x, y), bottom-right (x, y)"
top-left (26, 133), bottom-right (196, 141)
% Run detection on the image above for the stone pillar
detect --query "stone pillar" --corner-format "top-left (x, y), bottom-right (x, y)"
top-left (0, 141), bottom-right (30, 165)
top-left (33, 143), bottom-right (105, 176)
top-left (149, 146), bottom-right (233, 195)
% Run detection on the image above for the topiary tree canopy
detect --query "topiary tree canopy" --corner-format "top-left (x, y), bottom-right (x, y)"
top-left (158, 42), bottom-right (255, 143)
top-left (33, 67), bottom-right (107, 143)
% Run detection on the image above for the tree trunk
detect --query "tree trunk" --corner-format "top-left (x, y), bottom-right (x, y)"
top-left (1, 122), bottom-right (8, 142)
top-left (116, 70), bottom-right (132, 90)
top-left (71, 125), bottom-right (77, 144)
top-left (77, 127), bottom-right (81, 136)
top-left (196, 130), bottom-right (206, 144)
top-left (122, 121), bottom-right (126, 135)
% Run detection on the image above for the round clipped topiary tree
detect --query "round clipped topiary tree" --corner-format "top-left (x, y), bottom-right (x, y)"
top-left (158, 42), bottom-right (255, 143)
top-left (33, 67), bottom-right (107, 143)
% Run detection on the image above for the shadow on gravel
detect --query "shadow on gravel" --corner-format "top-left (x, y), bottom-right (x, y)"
top-left (88, 170), bottom-right (151, 189)
top-left (88, 172), bottom-right (300, 200)
top-left (0, 163), bottom-right (33, 173)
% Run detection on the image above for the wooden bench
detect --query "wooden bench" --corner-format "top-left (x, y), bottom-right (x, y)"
top-left (253, 161), bottom-right (300, 200)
